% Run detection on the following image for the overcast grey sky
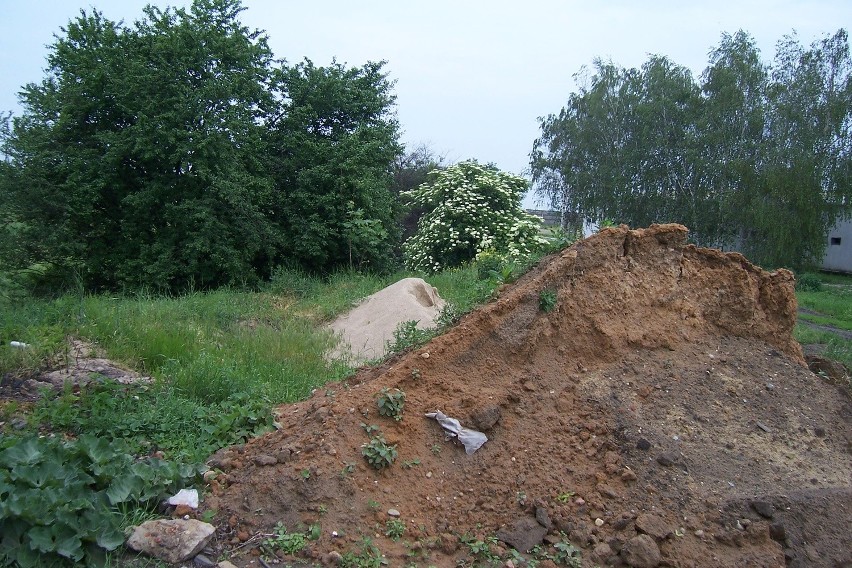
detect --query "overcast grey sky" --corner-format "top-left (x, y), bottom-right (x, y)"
top-left (1, 1), bottom-right (850, 207)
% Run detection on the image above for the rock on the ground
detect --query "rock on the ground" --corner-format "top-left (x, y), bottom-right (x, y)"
top-left (750, 500), bottom-right (775, 519)
top-left (496, 516), bottom-right (548, 553)
top-left (622, 534), bottom-right (661, 567)
top-left (471, 405), bottom-right (502, 431)
top-left (126, 519), bottom-right (215, 563)
top-left (635, 513), bottom-right (671, 540)
top-left (592, 542), bottom-right (614, 564)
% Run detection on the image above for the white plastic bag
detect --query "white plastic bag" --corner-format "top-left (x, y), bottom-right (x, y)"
top-left (425, 410), bottom-right (488, 454)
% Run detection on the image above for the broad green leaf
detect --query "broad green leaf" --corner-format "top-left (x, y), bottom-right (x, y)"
top-left (95, 524), bottom-right (126, 551)
top-left (105, 474), bottom-right (143, 505)
top-left (76, 434), bottom-right (118, 466)
top-left (0, 438), bottom-right (43, 468)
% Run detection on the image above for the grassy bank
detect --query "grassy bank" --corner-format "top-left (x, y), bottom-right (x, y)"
top-left (794, 271), bottom-right (852, 371)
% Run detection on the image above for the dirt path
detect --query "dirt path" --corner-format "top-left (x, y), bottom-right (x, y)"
top-left (797, 308), bottom-right (852, 341)
top-left (202, 225), bottom-right (851, 568)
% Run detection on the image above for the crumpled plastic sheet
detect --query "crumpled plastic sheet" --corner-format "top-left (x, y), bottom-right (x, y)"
top-left (425, 410), bottom-right (488, 454)
top-left (167, 488), bottom-right (199, 509)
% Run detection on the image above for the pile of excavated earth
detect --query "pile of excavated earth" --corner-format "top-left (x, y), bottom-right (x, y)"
top-left (199, 224), bottom-right (851, 568)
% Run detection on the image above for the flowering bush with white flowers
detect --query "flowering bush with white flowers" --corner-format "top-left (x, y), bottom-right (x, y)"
top-left (402, 161), bottom-right (546, 272)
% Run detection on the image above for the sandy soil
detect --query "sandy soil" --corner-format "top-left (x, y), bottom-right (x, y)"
top-left (202, 225), bottom-right (852, 568)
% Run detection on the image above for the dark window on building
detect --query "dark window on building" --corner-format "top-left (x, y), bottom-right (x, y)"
top-left (830, 237), bottom-right (841, 246)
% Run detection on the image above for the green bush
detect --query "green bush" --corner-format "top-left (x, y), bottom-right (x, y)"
top-left (796, 272), bottom-right (823, 291)
top-left (376, 388), bottom-right (405, 421)
top-left (403, 161), bottom-right (546, 272)
top-left (361, 436), bottom-right (397, 469)
top-left (0, 434), bottom-right (199, 567)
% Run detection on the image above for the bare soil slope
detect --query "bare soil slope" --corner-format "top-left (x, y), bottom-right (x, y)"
top-left (204, 224), bottom-right (852, 568)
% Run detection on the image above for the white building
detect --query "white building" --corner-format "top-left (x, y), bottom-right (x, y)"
top-left (822, 219), bottom-right (852, 273)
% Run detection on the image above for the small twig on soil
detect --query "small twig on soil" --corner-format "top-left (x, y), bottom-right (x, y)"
top-left (229, 533), bottom-right (271, 553)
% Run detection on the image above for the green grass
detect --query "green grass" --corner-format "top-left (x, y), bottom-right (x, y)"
top-left (0, 261), bottom-right (506, 447)
top-left (795, 271), bottom-right (852, 371)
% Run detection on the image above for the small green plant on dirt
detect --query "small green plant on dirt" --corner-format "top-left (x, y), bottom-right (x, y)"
top-left (556, 491), bottom-right (575, 503)
top-left (362, 435), bottom-right (398, 469)
top-left (552, 540), bottom-right (583, 567)
top-left (386, 320), bottom-right (433, 353)
top-left (300, 468), bottom-right (311, 480)
top-left (263, 522), bottom-right (307, 556)
top-left (410, 368), bottom-right (421, 380)
top-left (340, 537), bottom-right (383, 568)
top-left (367, 499), bottom-right (381, 510)
top-left (385, 518), bottom-right (406, 540)
top-left (461, 534), bottom-right (500, 564)
top-left (402, 459), bottom-right (421, 469)
top-left (539, 289), bottom-right (558, 312)
top-left (361, 422), bottom-right (381, 435)
top-left (377, 387), bottom-right (406, 422)
top-left (516, 490), bottom-right (527, 505)
top-left (341, 462), bottom-right (357, 477)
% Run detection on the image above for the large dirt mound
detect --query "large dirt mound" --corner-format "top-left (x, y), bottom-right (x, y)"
top-left (204, 225), bottom-right (851, 567)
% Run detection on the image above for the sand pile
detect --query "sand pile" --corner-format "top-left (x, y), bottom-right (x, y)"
top-left (203, 225), bottom-right (851, 567)
top-left (327, 277), bottom-right (446, 365)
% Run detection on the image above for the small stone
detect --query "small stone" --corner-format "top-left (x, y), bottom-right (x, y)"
top-left (636, 438), bottom-right (652, 451)
top-left (253, 454), bottom-right (277, 466)
top-left (621, 469), bottom-right (638, 482)
top-left (495, 517), bottom-right (548, 553)
top-left (656, 452), bottom-right (678, 467)
top-left (592, 543), bottom-right (614, 564)
top-left (535, 506), bottom-right (552, 530)
top-left (193, 554), bottom-right (216, 568)
top-left (421, 352), bottom-right (430, 359)
top-left (387, 509), bottom-right (400, 518)
top-left (814, 427), bottom-right (826, 438)
top-left (595, 518), bottom-right (605, 527)
top-left (750, 501), bottom-right (775, 519)
top-left (574, 497), bottom-right (586, 506)
top-left (217, 562), bottom-right (238, 568)
top-left (174, 504), bottom-right (193, 517)
top-left (635, 513), bottom-right (671, 540)
top-left (471, 405), bottom-right (502, 431)
top-left (321, 551), bottom-right (343, 565)
top-left (694, 529), bottom-right (704, 538)
top-left (621, 534), bottom-right (661, 567)
top-left (237, 531), bottom-right (250, 542)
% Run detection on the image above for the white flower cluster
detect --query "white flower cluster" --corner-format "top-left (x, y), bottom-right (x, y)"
top-left (403, 160), bottom-right (545, 272)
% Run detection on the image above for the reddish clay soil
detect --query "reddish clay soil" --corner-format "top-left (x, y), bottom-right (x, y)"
top-left (203, 224), bottom-right (852, 568)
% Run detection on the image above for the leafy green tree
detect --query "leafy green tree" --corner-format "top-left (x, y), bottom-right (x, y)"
top-left (531, 28), bottom-right (852, 269)
top-left (392, 144), bottom-right (446, 240)
top-left (753, 30), bottom-right (852, 267)
top-left (700, 31), bottom-right (768, 248)
top-left (2, 0), bottom-right (277, 291)
top-left (403, 160), bottom-right (545, 272)
top-left (265, 59), bottom-right (402, 273)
